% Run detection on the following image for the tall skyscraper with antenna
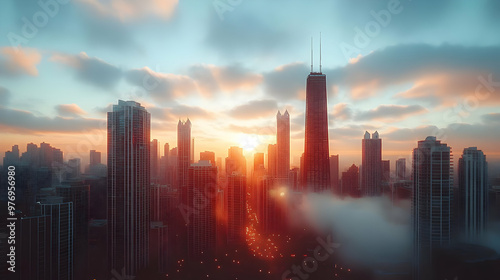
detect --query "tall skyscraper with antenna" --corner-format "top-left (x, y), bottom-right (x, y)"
top-left (302, 35), bottom-right (330, 192)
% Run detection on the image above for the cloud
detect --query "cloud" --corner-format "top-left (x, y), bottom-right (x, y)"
top-left (55, 104), bottom-right (87, 117)
top-left (0, 107), bottom-right (102, 134)
top-left (188, 63), bottom-right (262, 95)
top-left (125, 67), bottom-right (197, 102)
top-left (329, 124), bottom-right (378, 139)
top-left (0, 47), bottom-right (42, 77)
top-left (205, 9), bottom-right (291, 57)
top-left (355, 104), bottom-right (426, 122)
top-left (76, 0), bottom-right (178, 21)
top-left (227, 99), bottom-right (278, 119)
top-left (301, 194), bottom-right (411, 265)
top-left (325, 44), bottom-right (500, 103)
top-left (263, 63), bottom-right (308, 100)
top-left (482, 113), bottom-right (500, 124)
top-left (50, 52), bottom-right (122, 89)
top-left (228, 124), bottom-right (274, 136)
top-left (169, 104), bottom-right (214, 119)
top-left (0, 87), bottom-right (10, 105)
top-left (331, 103), bottom-right (353, 121)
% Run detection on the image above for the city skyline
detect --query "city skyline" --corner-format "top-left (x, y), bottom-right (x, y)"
top-left (1, 1), bottom-right (500, 280)
top-left (1, 1), bottom-right (500, 174)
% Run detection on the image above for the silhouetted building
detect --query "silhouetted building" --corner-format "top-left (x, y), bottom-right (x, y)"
top-left (200, 151), bottom-right (216, 167)
top-left (56, 180), bottom-right (90, 280)
top-left (19, 214), bottom-right (52, 280)
top-left (151, 139), bottom-right (160, 182)
top-left (3, 144), bottom-right (19, 166)
top-left (187, 161), bottom-right (217, 260)
top-left (267, 144), bottom-right (277, 178)
top-left (89, 150), bottom-right (101, 167)
top-left (303, 70), bottom-right (330, 192)
top-left (226, 146), bottom-right (246, 176)
top-left (361, 131), bottom-right (382, 196)
top-left (396, 158), bottom-right (406, 180)
top-left (107, 100), bottom-right (150, 277)
top-left (227, 173), bottom-right (246, 245)
top-left (330, 155), bottom-right (339, 194)
top-left (342, 164), bottom-right (360, 197)
top-left (458, 147), bottom-right (488, 242)
top-left (277, 110), bottom-right (290, 181)
top-left (412, 136), bottom-right (453, 280)
top-left (178, 119), bottom-right (192, 189)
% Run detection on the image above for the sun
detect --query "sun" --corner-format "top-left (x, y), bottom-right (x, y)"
top-left (238, 134), bottom-right (259, 152)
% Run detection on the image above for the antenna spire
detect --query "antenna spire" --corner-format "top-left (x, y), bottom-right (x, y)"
top-left (319, 32), bottom-right (322, 73)
top-left (310, 37), bottom-right (313, 72)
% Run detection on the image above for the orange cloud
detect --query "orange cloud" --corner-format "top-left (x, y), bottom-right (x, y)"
top-left (77, 0), bottom-right (178, 21)
top-left (0, 47), bottom-right (41, 77)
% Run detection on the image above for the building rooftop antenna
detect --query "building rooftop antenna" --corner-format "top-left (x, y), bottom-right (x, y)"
top-left (319, 32), bottom-right (322, 73)
top-left (310, 37), bottom-right (313, 73)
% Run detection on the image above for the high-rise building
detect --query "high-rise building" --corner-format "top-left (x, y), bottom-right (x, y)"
top-left (200, 151), bottom-right (216, 166)
top-left (330, 155), bottom-right (339, 194)
top-left (458, 147), bottom-right (488, 242)
top-left (178, 119), bottom-right (192, 188)
top-left (254, 153), bottom-right (264, 171)
top-left (302, 70), bottom-right (330, 192)
top-left (66, 158), bottom-right (81, 180)
top-left (227, 173), bottom-right (246, 245)
top-left (89, 150), bottom-right (101, 167)
top-left (39, 196), bottom-right (74, 280)
top-left (396, 158), bottom-right (406, 180)
top-left (341, 164), bottom-right (360, 198)
top-left (107, 100), bottom-right (150, 277)
top-left (361, 131), bottom-right (382, 196)
top-left (226, 146), bottom-right (246, 176)
top-left (151, 139), bottom-right (160, 182)
top-left (276, 110), bottom-right (290, 181)
top-left (19, 214), bottom-right (52, 280)
top-left (187, 160), bottom-right (217, 260)
top-left (3, 144), bottom-right (19, 166)
top-left (412, 136), bottom-right (453, 280)
top-left (267, 144), bottom-right (277, 178)
top-left (56, 181), bottom-right (90, 280)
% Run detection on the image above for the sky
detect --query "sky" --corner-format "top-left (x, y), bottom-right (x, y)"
top-left (1, 0), bottom-right (500, 174)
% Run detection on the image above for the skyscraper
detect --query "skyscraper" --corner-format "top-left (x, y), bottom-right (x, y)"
top-left (458, 147), bottom-right (488, 242)
top-left (150, 139), bottom-right (160, 182)
top-left (89, 150), bottom-right (101, 167)
top-left (396, 158), bottom-right (406, 180)
top-left (227, 173), bottom-right (246, 245)
top-left (361, 131), bottom-right (382, 196)
top-left (187, 160), bottom-right (217, 260)
top-left (276, 110), bottom-right (290, 182)
top-left (341, 164), bottom-right (360, 198)
top-left (200, 151), bottom-right (216, 166)
top-left (330, 155), bottom-right (339, 194)
top-left (412, 136), bottom-right (453, 280)
top-left (107, 100), bottom-right (150, 277)
top-left (226, 146), bottom-right (246, 176)
top-left (303, 69), bottom-right (330, 192)
top-left (178, 119), bottom-right (192, 188)
top-left (267, 144), bottom-right (277, 178)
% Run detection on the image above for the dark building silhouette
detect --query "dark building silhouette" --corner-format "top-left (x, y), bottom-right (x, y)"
top-left (303, 70), bottom-right (330, 192)
top-left (412, 136), bottom-right (453, 280)
top-left (89, 150), bottom-right (101, 167)
top-left (226, 146), bottom-right (246, 176)
top-left (276, 110), bottom-right (290, 182)
top-left (361, 131), bottom-right (382, 196)
top-left (200, 151), bottom-right (216, 167)
top-left (267, 144), bottom-right (277, 178)
top-left (396, 158), bottom-right (406, 180)
top-left (187, 161), bottom-right (217, 260)
top-left (178, 119), bottom-right (192, 189)
top-left (107, 100), bottom-right (150, 277)
top-left (458, 147), bottom-right (488, 242)
top-left (341, 164), bottom-right (360, 197)
top-left (330, 155), bottom-right (339, 194)
top-left (227, 173), bottom-right (246, 245)
top-left (150, 139), bottom-right (160, 182)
